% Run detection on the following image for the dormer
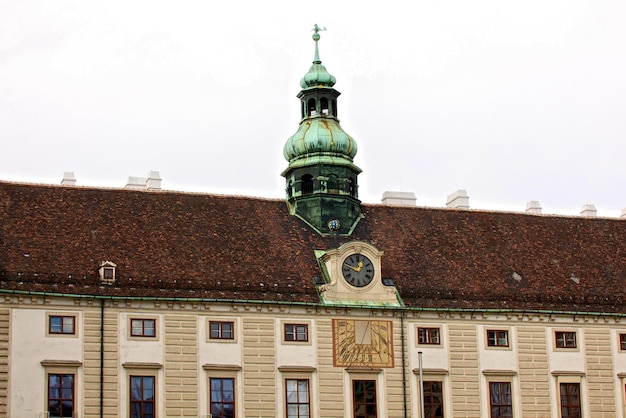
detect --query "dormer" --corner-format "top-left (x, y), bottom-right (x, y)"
top-left (99, 261), bottom-right (117, 284)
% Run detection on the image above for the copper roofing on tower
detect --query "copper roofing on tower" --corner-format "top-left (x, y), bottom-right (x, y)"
top-left (1, 181), bottom-right (626, 313)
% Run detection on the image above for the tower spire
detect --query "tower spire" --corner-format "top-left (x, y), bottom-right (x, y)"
top-left (281, 26), bottom-right (363, 236)
top-left (312, 24), bottom-right (325, 64)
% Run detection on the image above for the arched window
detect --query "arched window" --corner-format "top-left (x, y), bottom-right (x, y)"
top-left (321, 98), bottom-right (329, 115)
top-left (301, 175), bottom-right (314, 195)
top-left (307, 99), bottom-right (317, 116)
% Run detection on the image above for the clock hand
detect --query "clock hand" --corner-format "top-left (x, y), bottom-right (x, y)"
top-left (344, 263), bottom-right (360, 272)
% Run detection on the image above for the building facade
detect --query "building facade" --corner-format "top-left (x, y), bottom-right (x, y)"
top-left (1, 27), bottom-right (626, 418)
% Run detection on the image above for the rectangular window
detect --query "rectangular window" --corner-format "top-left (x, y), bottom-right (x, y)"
top-left (286, 379), bottom-right (310, 418)
top-left (555, 331), bottom-right (577, 349)
top-left (422, 381), bottom-right (444, 418)
top-left (487, 330), bottom-right (509, 347)
top-left (131, 319), bottom-right (156, 337)
top-left (489, 382), bottom-right (512, 418)
top-left (130, 375), bottom-right (155, 418)
top-left (211, 377), bottom-right (235, 418)
top-left (418, 328), bottom-right (440, 345)
top-left (48, 373), bottom-right (74, 417)
top-left (49, 316), bottom-right (75, 335)
top-left (210, 321), bottom-right (234, 340)
top-left (560, 382), bottom-right (581, 417)
top-left (620, 333), bottom-right (626, 351)
top-left (353, 380), bottom-right (377, 418)
top-left (285, 324), bottom-right (309, 342)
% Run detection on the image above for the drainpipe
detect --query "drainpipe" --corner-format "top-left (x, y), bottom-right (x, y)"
top-left (100, 298), bottom-right (104, 418)
top-left (401, 311), bottom-right (408, 418)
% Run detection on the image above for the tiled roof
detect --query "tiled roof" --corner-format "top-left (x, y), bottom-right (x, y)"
top-left (1, 181), bottom-right (625, 313)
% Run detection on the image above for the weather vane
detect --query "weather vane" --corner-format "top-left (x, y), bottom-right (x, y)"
top-left (312, 24), bottom-right (327, 41)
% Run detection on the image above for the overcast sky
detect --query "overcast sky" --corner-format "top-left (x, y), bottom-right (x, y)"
top-left (2, 1), bottom-right (625, 217)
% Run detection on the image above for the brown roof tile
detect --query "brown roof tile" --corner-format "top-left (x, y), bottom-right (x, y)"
top-left (2, 181), bottom-right (626, 313)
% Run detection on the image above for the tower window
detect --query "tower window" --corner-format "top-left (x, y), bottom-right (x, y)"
top-left (307, 98), bottom-right (317, 116)
top-left (301, 175), bottom-right (313, 195)
top-left (321, 97), bottom-right (329, 115)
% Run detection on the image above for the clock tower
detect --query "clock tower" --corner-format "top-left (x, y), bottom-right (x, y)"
top-left (282, 25), bottom-right (363, 236)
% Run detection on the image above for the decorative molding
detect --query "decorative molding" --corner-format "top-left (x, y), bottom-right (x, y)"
top-left (345, 367), bottom-right (383, 374)
top-left (482, 369), bottom-right (517, 376)
top-left (278, 366), bottom-right (317, 373)
top-left (41, 360), bottom-right (82, 368)
top-left (202, 364), bottom-right (242, 371)
top-left (122, 362), bottom-right (163, 370)
top-left (412, 368), bottom-right (448, 376)
top-left (551, 370), bottom-right (585, 377)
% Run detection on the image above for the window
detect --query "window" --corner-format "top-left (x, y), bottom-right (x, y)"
top-left (285, 324), bottom-right (308, 342)
top-left (353, 380), bottom-right (377, 418)
top-left (49, 315), bottom-right (75, 335)
top-left (620, 333), bottom-right (626, 351)
top-left (48, 373), bottom-right (74, 417)
top-left (286, 379), bottom-right (310, 418)
top-left (210, 321), bottom-right (234, 340)
top-left (211, 377), bottom-right (235, 418)
top-left (130, 375), bottom-right (155, 418)
top-left (560, 382), bottom-right (581, 417)
top-left (555, 331), bottom-right (577, 349)
top-left (131, 319), bottom-right (156, 337)
top-left (418, 327), bottom-right (440, 345)
top-left (487, 330), bottom-right (509, 347)
top-left (301, 175), bottom-right (313, 195)
top-left (422, 381), bottom-right (444, 418)
top-left (489, 382), bottom-right (512, 418)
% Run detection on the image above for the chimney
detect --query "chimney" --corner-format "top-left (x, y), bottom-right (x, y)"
top-left (381, 191), bottom-right (416, 206)
top-left (446, 189), bottom-right (469, 209)
top-left (61, 172), bottom-right (76, 186)
top-left (525, 200), bottom-right (542, 215)
top-left (146, 171), bottom-right (161, 190)
top-left (580, 204), bottom-right (597, 217)
top-left (126, 171), bottom-right (162, 190)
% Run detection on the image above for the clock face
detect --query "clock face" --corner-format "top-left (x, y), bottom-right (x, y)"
top-left (333, 319), bottom-right (394, 368)
top-left (342, 254), bottom-right (374, 287)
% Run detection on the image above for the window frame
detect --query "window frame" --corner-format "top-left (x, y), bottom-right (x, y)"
top-left (619, 333), bottom-right (626, 351)
top-left (559, 382), bottom-right (582, 417)
top-left (417, 327), bottom-right (441, 346)
top-left (47, 313), bottom-right (77, 337)
top-left (210, 377), bottom-right (236, 418)
top-left (555, 331), bottom-right (578, 349)
top-left (129, 374), bottom-right (156, 418)
top-left (422, 380), bottom-right (444, 418)
top-left (47, 372), bottom-right (75, 418)
top-left (486, 329), bottom-right (510, 348)
top-left (130, 318), bottom-right (157, 338)
top-left (285, 378), bottom-right (310, 418)
top-left (209, 321), bottom-right (235, 341)
top-left (352, 379), bottom-right (377, 418)
top-left (488, 381), bottom-right (513, 418)
top-left (284, 324), bottom-right (309, 342)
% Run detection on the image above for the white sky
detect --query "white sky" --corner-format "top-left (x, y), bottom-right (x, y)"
top-left (2, 1), bottom-right (625, 217)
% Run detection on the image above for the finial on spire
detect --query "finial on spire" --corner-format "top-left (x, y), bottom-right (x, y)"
top-left (311, 24), bottom-right (326, 64)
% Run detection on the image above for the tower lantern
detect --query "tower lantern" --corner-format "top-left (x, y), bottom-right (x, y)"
top-left (282, 25), bottom-right (363, 235)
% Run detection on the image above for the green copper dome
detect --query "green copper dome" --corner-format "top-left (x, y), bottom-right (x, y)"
top-left (283, 118), bottom-right (357, 162)
top-left (283, 25), bottom-right (357, 164)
